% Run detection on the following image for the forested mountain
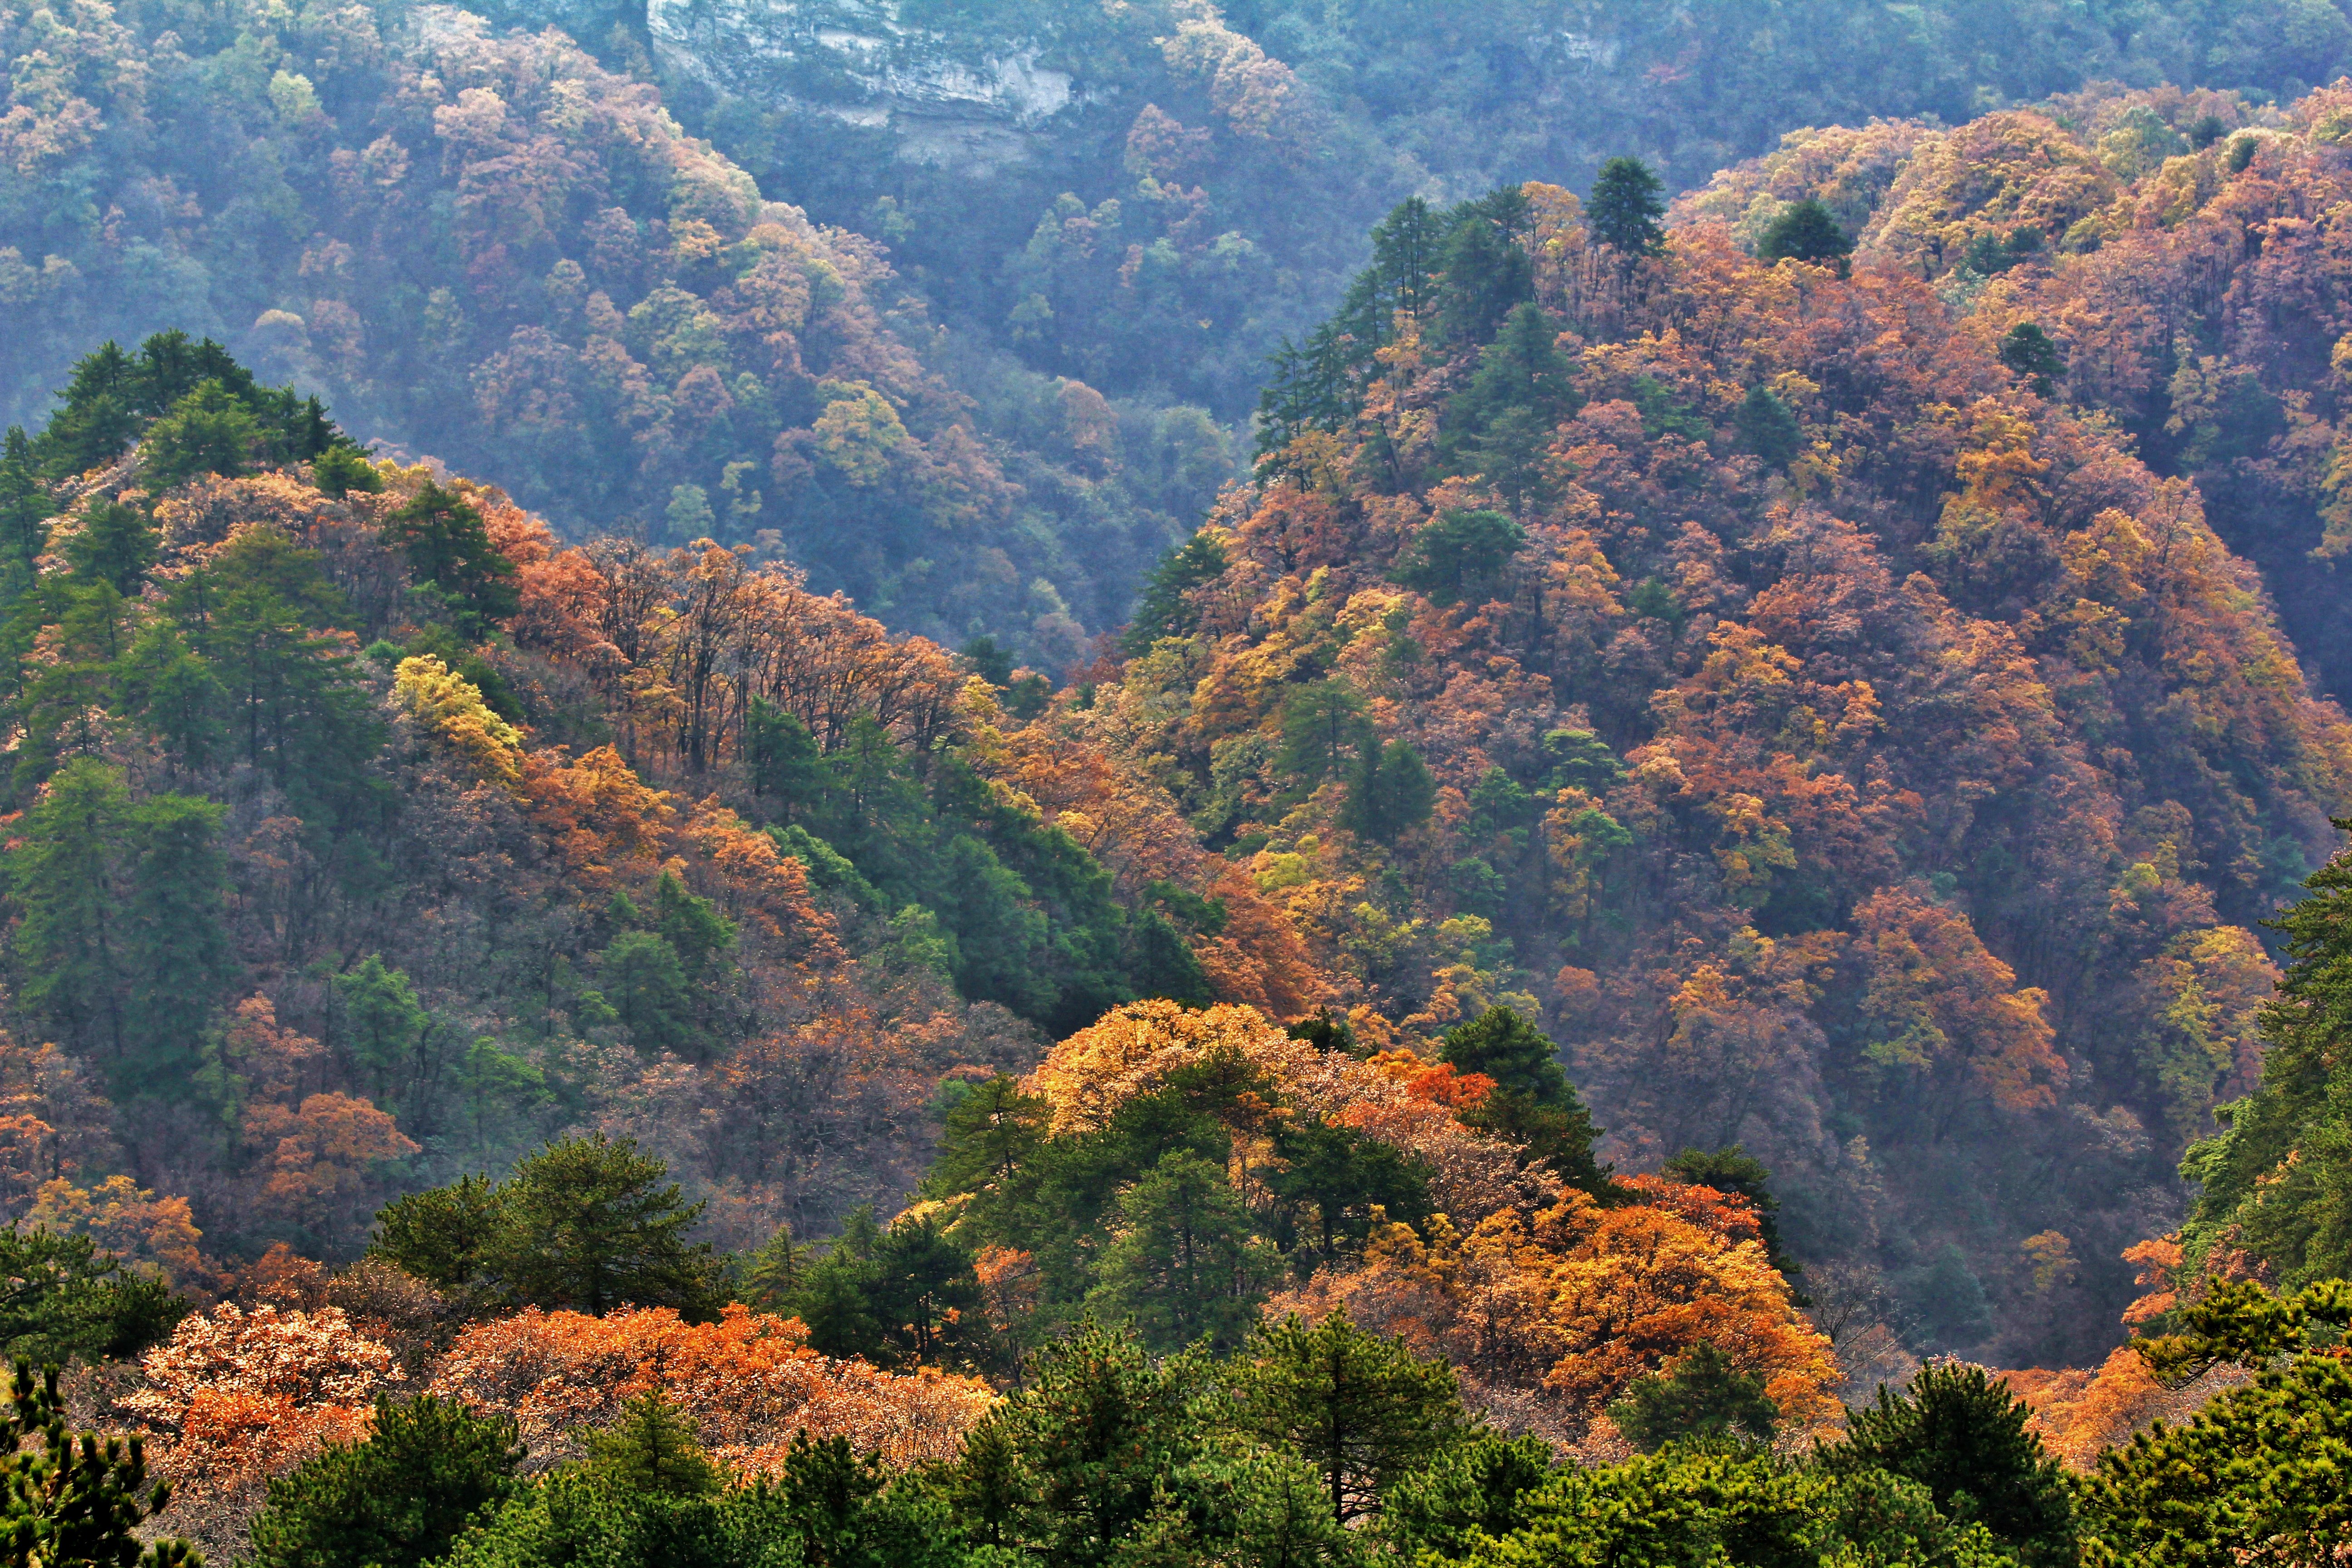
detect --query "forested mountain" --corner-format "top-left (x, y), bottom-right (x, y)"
top-left (0, 0), bottom-right (1231, 664)
top-left (16, 0), bottom-right (2352, 670)
top-left (648, 0), bottom-right (2352, 418)
top-left (5, 1), bottom-right (2352, 1562)
top-left (1112, 83), bottom-right (2352, 1373)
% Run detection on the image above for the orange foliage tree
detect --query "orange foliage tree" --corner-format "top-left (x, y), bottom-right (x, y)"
top-left (426, 1303), bottom-right (995, 1473)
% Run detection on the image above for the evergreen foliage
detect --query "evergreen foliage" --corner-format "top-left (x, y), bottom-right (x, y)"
top-left (1436, 1008), bottom-right (1612, 1196)
top-left (1587, 157), bottom-right (1667, 255)
top-left (1226, 1312), bottom-right (1467, 1524)
top-left (381, 480), bottom-right (522, 627)
top-left (1735, 383), bottom-right (1805, 468)
top-left (0, 1359), bottom-right (194, 1568)
top-left (244, 1395), bottom-right (524, 1568)
top-left (1756, 197), bottom-right (1853, 268)
top-left (2078, 1278), bottom-right (2352, 1565)
top-left (582, 1392), bottom-right (722, 1499)
top-left (1999, 323), bottom-right (2067, 399)
top-left (1378, 1433), bottom-right (1554, 1563)
top-left (1338, 740), bottom-right (1436, 844)
top-left (1607, 1343), bottom-right (1780, 1450)
top-left (785, 1208), bottom-right (984, 1368)
top-left (1120, 533), bottom-right (1230, 654)
top-left (1664, 1145), bottom-right (1795, 1277)
top-left (1387, 509), bottom-right (1524, 606)
top-left (0, 1231), bottom-right (186, 1367)
top-left (1083, 1150), bottom-right (1282, 1352)
top-left (372, 1137), bottom-right (722, 1317)
top-left (1825, 1362), bottom-right (2077, 1566)
top-left (1434, 187), bottom-right (1537, 344)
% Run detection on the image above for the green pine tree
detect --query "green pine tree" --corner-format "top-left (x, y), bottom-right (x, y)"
top-left (1275, 679), bottom-right (1370, 784)
top-left (0, 1359), bottom-right (194, 1568)
top-left (477, 1135), bottom-right (720, 1316)
top-left (1227, 1311), bottom-right (1469, 1525)
top-left (139, 380), bottom-right (261, 489)
top-left (2181, 825), bottom-right (2352, 1286)
top-left (583, 1391), bottom-right (720, 1498)
top-left (1440, 1007), bottom-right (1613, 1196)
top-left (381, 479), bottom-right (521, 624)
top-left (1339, 740), bottom-right (1437, 845)
top-left (10, 759), bottom-right (133, 1066)
top-left (938, 1317), bottom-right (1208, 1566)
top-left (1735, 383), bottom-right (1804, 468)
top-left (59, 500), bottom-right (158, 597)
top-left (1120, 532), bottom-right (1230, 656)
top-left (1823, 1362), bottom-right (2077, 1567)
top-left (1380, 1432), bottom-right (1554, 1562)
top-left (0, 1230), bottom-right (187, 1366)
top-left (1083, 1152), bottom-right (1280, 1353)
top-left (121, 790), bottom-right (237, 1083)
top-left (1588, 157), bottom-right (1666, 256)
top-left (244, 1395), bottom-right (523, 1568)
top-left (370, 1173), bottom-right (503, 1293)
top-left (1999, 322), bottom-right (2067, 399)
top-left (1607, 1343), bottom-right (1779, 1450)
top-left (1389, 508), bottom-right (1525, 607)
top-left (335, 955), bottom-right (429, 1107)
top-left (1756, 197), bottom-right (1852, 268)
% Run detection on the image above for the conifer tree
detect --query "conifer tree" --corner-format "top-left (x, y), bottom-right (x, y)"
top-left (1336, 196), bottom-right (1445, 349)
top-left (1084, 1152), bottom-right (1280, 1352)
top-left (59, 500), bottom-right (158, 597)
top-left (382, 479), bottom-right (520, 623)
top-left (1339, 740), bottom-right (1437, 844)
top-left (1441, 302), bottom-right (1578, 506)
top-left (138, 380), bottom-right (261, 489)
top-left (1440, 1007), bottom-right (1612, 1196)
top-left (923, 1075), bottom-right (1050, 1199)
top-left (1756, 197), bottom-right (1852, 268)
top-left (370, 1173), bottom-right (503, 1293)
top-left (244, 1396), bottom-right (523, 1568)
top-left (2181, 828), bottom-right (2352, 1286)
top-left (0, 1230), bottom-right (187, 1365)
top-left (1588, 157), bottom-right (1666, 255)
top-left (10, 760), bottom-right (132, 1065)
top-left (1120, 532), bottom-right (1229, 655)
top-left (1267, 1118), bottom-right (1433, 1257)
top-left (1735, 382), bottom-right (1804, 468)
top-left (335, 955), bottom-right (430, 1107)
top-left (1380, 1433), bottom-right (1554, 1562)
top-left (1389, 508), bottom-right (1525, 606)
top-left (1999, 322), bottom-right (2067, 399)
top-left (1606, 1343), bottom-right (1779, 1450)
top-left (495, 1136), bottom-right (719, 1315)
top-left (0, 1359), bottom-right (193, 1567)
top-left (745, 698), bottom-right (825, 810)
top-left (1228, 1312), bottom-right (1468, 1524)
top-left (1435, 187), bottom-right (1535, 343)
top-left (37, 343), bottom-right (146, 479)
top-left (121, 790), bottom-right (237, 1082)
top-left (583, 1391), bottom-right (720, 1498)
top-left (1824, 1362), bottom-right (2076, 1567)
top-left (940, 1317), bottom-right (1208, 1565)
top-left (1276, 680), bottom-right (1370, 783)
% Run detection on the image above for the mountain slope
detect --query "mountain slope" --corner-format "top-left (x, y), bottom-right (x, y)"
top-left (1079, 159), bottom-right (2352, 1366)
top-left (0, 0), bottom-right (1226, 662)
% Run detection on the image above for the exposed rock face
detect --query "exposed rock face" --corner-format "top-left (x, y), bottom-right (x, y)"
top-left (645, 0), bottom-right (1081, 172)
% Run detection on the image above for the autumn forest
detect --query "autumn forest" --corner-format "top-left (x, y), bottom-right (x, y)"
top-left (3, 0), bottom-right (2352, 1563)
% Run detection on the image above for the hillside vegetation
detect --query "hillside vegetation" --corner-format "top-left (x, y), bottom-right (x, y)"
top-left (0, 0), bottom-right (1230, 662)
top-left (0, 10), bottom-right (2351, 1565)
top-left (1095, 86), bottom-right (2352, 1372)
